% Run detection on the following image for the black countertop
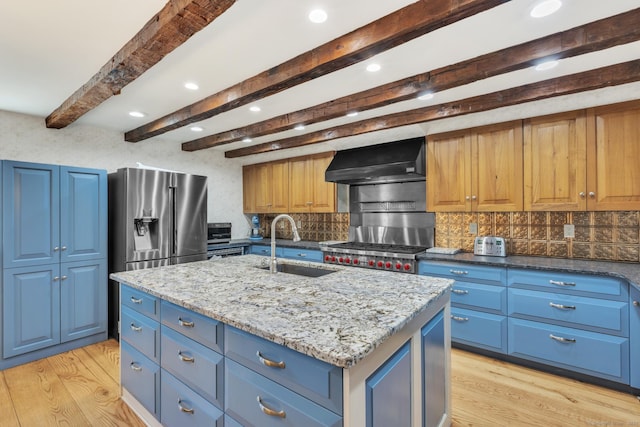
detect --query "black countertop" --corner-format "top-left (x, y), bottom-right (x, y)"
top-left (417, 252), bottom-right (640, 290)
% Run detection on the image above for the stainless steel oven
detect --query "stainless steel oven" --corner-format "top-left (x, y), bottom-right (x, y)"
top-left (208, 222), bottom-right (231, 244)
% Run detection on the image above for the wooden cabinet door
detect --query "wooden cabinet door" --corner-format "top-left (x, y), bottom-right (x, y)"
top-left (242, 165), bottom-right (256, 213)
top-left (288, 157), bottom-right (311, 212)
top-left (2, 161), bottom-right (60, 268)
top-left (524, 111), bottom-right (587, 210)
top-left (3, 264), bottom-right (61, 358)
top-left (473, 121), bottom-right (523, 211)
top-left (426, 132), bottom-right (470, 212)
top-left (311, 153), bottom-right (336, 212)
top-left (270, 160), bottom-right (289, 213)
top-left (587, 101), bottom-right (640, 210)
top-left (253, 163), bottom-right (273, 213)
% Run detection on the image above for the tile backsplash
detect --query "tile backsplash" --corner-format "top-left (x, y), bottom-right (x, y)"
top-left (435, 211), bottom-right (640, 262)
top-left (257, 213), bottom-right (350, 242)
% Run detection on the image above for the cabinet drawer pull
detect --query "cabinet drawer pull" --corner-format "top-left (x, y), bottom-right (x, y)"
top-left (633, 301), bottom-right (639, 307)
top-left (130, 296), bottom-right (143, 304)
top-left (451, 315), bottom-right (469, 322)
top-left (178, 400), bottom-right (195, 414)
top-left (61, 246), bottom-right (67, 251)
top-left (452, 289), bottom-right (469, 295)
top-left (178, 317), bottom-right (195, 328)
top-left (178, 351), bottom-right (195, 363)
top-left (549, 279), bottom-right (575, 287)
top-left (53, 276), bottom-right (60, 281)
top-left (549, 302), bottom-right (576, 310)
top-left (549, 334), bottom-right (576, 343)
top-left (257, 396), bottom-right (286, 418)
top-left (257, 351), bottom-right (286, 369)
top-left (297, 253), bottom-right (307, 257)
top-left (54, 246), bottom-right (60, 251)
top-left (449, 269), bottom-right (468, 275)
top-left (130, 323), bottom-right (142, 332)
top-left (130, 362), bottom-right (142, 372)
top-left (61, 275), bottom-right (67, 280)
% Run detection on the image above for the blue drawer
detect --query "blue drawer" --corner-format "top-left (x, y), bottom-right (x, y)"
top-left (225, 359), bottom-right (342, 427)
top-left (225, 326), bottom-right (343, 415)
top-left (250, 245), bottom-right (283, 257)
top-left (450, 307), bottom-right (507, 353)
top-left (282, 247), bottom-right (323, 263)
top-left (161, 369), bottom-right (224, 427)
top-left (121, 285), bottom-right (159, 320)
top-left (161, 326), bottom-right (224, 408)
top-left (451, 282), bottom-right (507, 315)
top-left (508, 318), bottom-right (629, 383)
top-left (508, 269), bottom-right (628, 300)
top-left (161, 301), bottom-right (224, 353)
top-left (508, 288), bottom-right (629, 336)
top-left (419, 262), bottom-right (506, 285)
top-left (224, 415), bottom-right (244, 427)
top-left (121, 305), bottom-right (160, 363)
top-left (121, 341), bottom-right (160, 420)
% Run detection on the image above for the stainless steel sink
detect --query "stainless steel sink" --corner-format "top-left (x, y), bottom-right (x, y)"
top-left (256, 263), bottom-right (337, 277)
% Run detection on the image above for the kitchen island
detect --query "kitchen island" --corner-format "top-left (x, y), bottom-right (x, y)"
top-left (110, 255), bottom-right (452, 427)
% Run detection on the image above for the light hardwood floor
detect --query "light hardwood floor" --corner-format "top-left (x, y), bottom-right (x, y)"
top-left (0, 339), bottom-right (638, 426)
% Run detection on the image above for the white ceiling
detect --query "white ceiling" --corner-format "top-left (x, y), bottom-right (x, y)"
top-left (1, 0), bottom-right (639, 164)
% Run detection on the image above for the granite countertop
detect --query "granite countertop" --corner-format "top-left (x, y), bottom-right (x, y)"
top-left (111, 255), bottom-right (452, 368)
top-left (418, 252), bottom-right (640, 290)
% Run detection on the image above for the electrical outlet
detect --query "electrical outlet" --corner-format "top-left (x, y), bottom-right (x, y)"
top-left (564, 224), bottom-right (575, 238)
top-left (469, 222), bottom-right (478, 234)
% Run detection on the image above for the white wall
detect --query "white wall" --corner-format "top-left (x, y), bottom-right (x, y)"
top-left (0, 110), bottom-right (251, 239)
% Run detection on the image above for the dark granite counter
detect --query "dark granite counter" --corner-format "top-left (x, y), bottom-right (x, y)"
top-left (417, 252), bottom-right (640, 290)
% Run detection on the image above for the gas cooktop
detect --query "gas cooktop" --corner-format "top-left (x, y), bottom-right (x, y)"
top-left (327, 242), bottom-right (429, 255)
top-left (321, 241), bottom-right (429, 274)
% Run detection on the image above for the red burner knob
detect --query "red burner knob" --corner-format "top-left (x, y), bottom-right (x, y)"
top-left (395, 262), bottom-right (402, 270)
top-left (353, 259), bottom-right (359, 265)
top-left (325, 255), bottom-right (331, 262)
top-left (345, 258), bottom-right (351, 264)
top-left (331, 256), bottom-right (336, 262)
top-left (368, 260), bottom-right (375, 267)
top-left (385, 261), bottom-right (392, 269)
top-left (338, 257), bottom-right (344, 263)
top-left (377, 261), bottom-right (384, 268)
top-left (404, 263), bottom-right (412, 271)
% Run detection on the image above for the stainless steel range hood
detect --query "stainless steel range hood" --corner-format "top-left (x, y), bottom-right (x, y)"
top-left (325, 137), bottom-right (425, 184)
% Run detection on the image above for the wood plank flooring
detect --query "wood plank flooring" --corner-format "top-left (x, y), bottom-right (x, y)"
top-left (0, 339), bottom-right (638, 426)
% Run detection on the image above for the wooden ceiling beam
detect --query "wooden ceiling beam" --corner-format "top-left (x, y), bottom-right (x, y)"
top-left (183, 8), bottom-right (640, 152)
top-left (224, 60), bottom-right (640, 158)
top-left (45, 0), bottom-right (236, 129)
top-left (125, 0), bottom-right (510, 142)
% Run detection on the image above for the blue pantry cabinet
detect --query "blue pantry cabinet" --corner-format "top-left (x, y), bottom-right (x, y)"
top-left (0, 160), bottom-right (108, 370)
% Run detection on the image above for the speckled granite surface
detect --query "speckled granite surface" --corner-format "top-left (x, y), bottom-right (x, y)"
top-left (111, 255), bottom-right (452, 368)
top-left (418, 252), bottom-right (640, 290)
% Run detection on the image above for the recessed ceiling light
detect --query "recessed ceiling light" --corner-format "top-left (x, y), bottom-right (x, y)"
top-left (242, 137), bottom-right (252, 143)
top-left (366, 63), bottom-right (381, 73)
top-left (249, 105), bottom-right (261, 112)
top-left (308, 9), bottom-right (327, 23)
top-left (418, 92), bottom-right (434, 101)
top-left (535, 60), bottom-right (559, 71)
top-left (128, 111), bottom-right (145, 118)
top-left (190, 126), bottom-right (204, 132)
top-left (184, 82), bottom-right (199, 90)
top-left (346, 111), bottom-right (358, 117)
top-left (530, 0), bottom-right (562, 18)
top-left (294, 124), bottom-right (305, 131)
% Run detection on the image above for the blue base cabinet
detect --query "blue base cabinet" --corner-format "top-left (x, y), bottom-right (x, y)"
top-left (630, 287), bottom-right (640, 388)
top-left (119, 283), bottom-right (451, 427)
top-left (0, 161), bottom-right (107, 370)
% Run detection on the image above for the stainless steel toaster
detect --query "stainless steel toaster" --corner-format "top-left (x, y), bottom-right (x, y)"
top-left (473, 236), bottom-right (507, 257)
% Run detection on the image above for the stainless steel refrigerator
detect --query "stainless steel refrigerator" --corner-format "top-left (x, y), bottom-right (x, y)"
top-left (107, 167), bottom-right (208, 337)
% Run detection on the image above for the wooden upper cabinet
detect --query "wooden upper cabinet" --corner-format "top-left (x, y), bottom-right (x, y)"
top-left (524, 111), bottom-right (587, 211)
top-left (587, 100), bottom-right (640, 211)
top-left (289, 152), bottom-right (336, 213)
top-left (242, 153), bottom-right (335, 214)
top-left (426, 131), bottom-right (469, 212)
top-left (243, 160), bottom-right (289, 213)
top-left (427, 121), bottom-right (523, 212)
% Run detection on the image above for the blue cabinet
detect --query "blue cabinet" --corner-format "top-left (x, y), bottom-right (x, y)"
top-left (366, 342), bottom-right (411, 427)
top-left (250, 244), bottom-right (281, 257)
top-left (631, 287), bottom-right (640, 388)
top-left (0, 161), bottom-right (107, 369)
top-left (419, 261), bottom-right (507, 353)
top-left (250, 244), bottom-right (323, 263)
